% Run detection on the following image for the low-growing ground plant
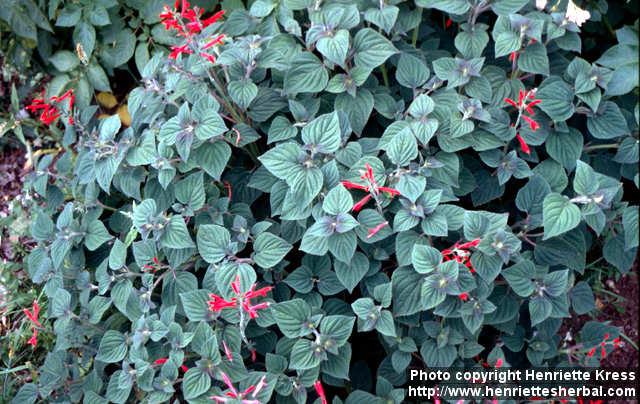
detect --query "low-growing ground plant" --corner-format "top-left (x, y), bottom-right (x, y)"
top-left (6, 0), bottom-right (640, 402)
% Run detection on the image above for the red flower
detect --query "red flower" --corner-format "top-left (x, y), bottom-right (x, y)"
top-left (509, 51), bottom-right (519, 62)
top-left (202, 10), bottom-right (225, 27)
top-left (212, 372), bottom-right (266, 403)
top-left (459, 293), bottom-right (469, 302)
top-left (202, 34), bottom-right (225, 50)
top-left (445, 18), bottom-right (453, 28)
top-left (26, 90), bottom-right (74, 126)
top-left (341, 163), bottom-right (400, 212)
top-left (169, 43), bottom-right (193, 60)
top-left (522, 115), bottom-right (540, 131)
top-left (23, 300), bottom-right (42, 348)
top-left (341, 180), bottom-right (368, 191)
top-left (442, 239), bottom-right (481, 273)
top-left (314, 380), bottom-right (328, 404)
top-left (367, 221), bottom-right (388, 239)
top-left (515, 133), bottom-right (531, 155)
top-left (154, 357), bottom-right (188, 372)
top-left (208, 277), bottom-right (272, 319)
top-left (495, 358), bottom-right (503, 368)
top-left (200, 52), bottom-right (217, 64)
top-left (222, 340), bottom-right (234, 362)
top-left (352, 194), bottom-right (372, 212)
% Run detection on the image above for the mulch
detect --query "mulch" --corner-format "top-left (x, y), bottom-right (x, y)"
top-left (0, 148), bottom-right (28, 260)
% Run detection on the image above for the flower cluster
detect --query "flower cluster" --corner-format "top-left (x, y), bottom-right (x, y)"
top-left (442, 239), bottom-right (481, 272)
top-left (26, 89), bottom-right (75, 126)
top-left (341, 163), bottom-right (400, 238)
top-left (504, 89), bottom-right (542, 155)
top-left (23, 300), bottom-right (41, 348)
top-left (159, 0), bottom-right (225, 63)
top-left (208, 277), bottom-right (272, 319)
top-left (211, 371), bottom-right (267, 403)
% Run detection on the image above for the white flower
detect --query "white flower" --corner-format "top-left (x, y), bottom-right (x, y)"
top-left (535, 0), bottom-right (547, 10)
top-left (565, 0), bottom-right (591, 27)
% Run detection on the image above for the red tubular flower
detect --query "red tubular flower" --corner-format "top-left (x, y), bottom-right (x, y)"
top-left (169, 43), bottom-right (193, 60)
top-left (367, 221), bottom-right (388, 239)
top-left (445, 18), bottom-right (453, 28)
top-left (26, 90), bottom-right (74, 126)
top-left (458, 293), bottom-right (469, 302)
top-left (515, 133), bottom-right (531, 155)
top-left (504, 97), bottom-right (518, 108)
top-left (352, 194), bottom-right (372, 212)
top-left (23, 300), bottom-right (41, 328)
top-left (522, 115), bottom-right (540, 131)
top-left (340, 180), bottom-right (369, 191)
top-left (208, 277), bottom-right (272, 319)
top-left (208, 294), bottom-right (237, 311)
top-left (314, 381), bottom-right (328, 404)
top-left (250, 348), bottom-right (257, 362)
top-left (509, 51), bottom-right (519, 62)
top-left (378, 186), bottom-right (400, 196)
top-left (587, 347), bottom-right (596, 357)
top-left (203, 34), bottom-right (225, 50)
top-left (24, 300), bottom-right (42, 348)
top-left (223, 340), bottom-right (233, 362)
top-left (495, 358), bottom-right (503, 368)
top-left (154, 357), bottom-right (188, 372)
top-left (202, 10), bottom-right (225, 27)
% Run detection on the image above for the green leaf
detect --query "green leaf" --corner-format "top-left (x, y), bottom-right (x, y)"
top-left (542, 193), bottom-right (581, 239)
top-left (385, 130), bottom-right (418, 166)
top-left (253, 232), bottom-right (292, 268)
top-left (352, 28), bottom-right (397, 70)
top-left (182, 368), bottom-right (211, 400)
top-left (573, 161), bottom-right (599, 196)
top-left (416, 0), bottom-right (471, 14)
top-left (85, 220), bottom-right (112, 251)
top-left (96, 331), bottom-right (128, 363)
top-left (301, 112), bottom-right (341, 153)
top-left (622, 206), bottom-right (639, 250)
top-left (323, 184), bottom-right (353, 215)
top-left (546, 129), bottom-right (583, 170)
top-left (228, 79), bottom-right (258, 110)
top-left (49, 50), bottom-right (80, 72)
top-left (197, 224), bottom-right (230, 264)
top-left (259, 142), bottom-right (304, 180)
top-left (518, 42), bottom-right (549, 75)
top-left (536, 79), bottom-right (575, 121)
top-left (494, 31), bottom-right (521, 58)
top-left (192, 141), bottom-right (231, 180)
top-left (271, 299), bottom-right (313, 338)
top-left (321, 315), bottom-right (355, 347)
top-left (587, 101), bottom-right (629, 139)
top-left (502, 260), bottom-right (535, 297)
top-left (335, 252), bottom-right (369, 293)
top-left (180, 290), bottom-right (211, 322)
top-left (411, 244), bottom-right (442, 274)
top-left (570, 282), bottom-right (595, 315)
top-left (396, 53), bottom-right (429, 89)
top-left (160, 216), bottom-right (194, 249)
top-left (529, 295), bottom-right (552, 326)
top-left (316, 29), bottom-right (349, 66)
top-left (289, 339), bottom-right (321, 370)
top-left (284, 52), bottom-right (328, 95)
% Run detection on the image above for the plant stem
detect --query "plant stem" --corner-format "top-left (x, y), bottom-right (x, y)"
top-left (379, 63), bottom-right (390, 88)
top-left (583, 143), bottom-right (619, 152)
top-left (412, 7), bottom-right (423, 47)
